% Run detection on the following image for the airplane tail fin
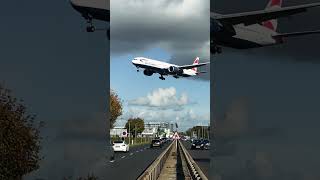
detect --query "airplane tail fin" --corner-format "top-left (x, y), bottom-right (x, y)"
top-left (262, 0), bottom-right (283, 31)
top-left (192, 57), bottom-right (200, 73)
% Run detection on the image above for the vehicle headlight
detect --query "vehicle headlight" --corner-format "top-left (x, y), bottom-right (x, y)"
top-left (201, 144), bottom-right (204, 146)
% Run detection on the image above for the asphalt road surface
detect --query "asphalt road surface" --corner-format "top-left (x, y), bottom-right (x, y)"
top-left (99, 141), bottom-right (171, 180)
top-left (181, 140), bottom-right (210, 178)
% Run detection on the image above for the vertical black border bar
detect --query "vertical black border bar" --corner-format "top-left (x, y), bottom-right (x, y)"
top-left (210, 0), bottom-right (215, 179)
top-left (105, 0), bottom-right (111, 154)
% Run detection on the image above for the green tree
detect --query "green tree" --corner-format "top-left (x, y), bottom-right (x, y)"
top-left (0, 84), bottom-right (42, 180)
top-left (125, 118), bottom-right (144, 137)
top-left (185, 126), bottom-right (210, 139)
top-left (110, 89), bottom-right (122, 128)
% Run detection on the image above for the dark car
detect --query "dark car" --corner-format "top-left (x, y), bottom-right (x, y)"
top-left (191, 139), bottom-right (204, 150)
top-left (161, 137), bottom-right (168, 144)
top-left (150, 139), bottom-right (162, 148)
top-left (202, 139), bottom-right (210, 150)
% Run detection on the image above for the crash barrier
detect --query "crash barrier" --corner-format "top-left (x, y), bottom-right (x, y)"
top-left (137, 140), bottom-right (176, 180)
top-left (178, 140), bottom-right (209, 180)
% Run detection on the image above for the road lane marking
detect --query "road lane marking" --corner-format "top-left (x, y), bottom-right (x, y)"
top-left (121, 156), bottom-right (126, 159)
top-left (130, 153), bottom-right (133, 156)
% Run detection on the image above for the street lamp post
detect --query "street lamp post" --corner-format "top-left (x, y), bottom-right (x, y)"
top-left (128, 121), bottom-right (131, 145)
top-left (135, 124), bottom-right (137, 144)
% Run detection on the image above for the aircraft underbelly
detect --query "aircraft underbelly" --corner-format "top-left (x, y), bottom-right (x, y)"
top-left (72, 4), bottom-right (110, 21)
top-left (136, 64), bottom-right (168, 74)
top-left (215, 35), bottom-right (262, 49)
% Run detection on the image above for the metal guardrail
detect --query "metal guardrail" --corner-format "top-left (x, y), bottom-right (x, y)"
top-left (179, 140), bottom-right (209, 180)
top-left (136, 140), bottom-right (176, 180)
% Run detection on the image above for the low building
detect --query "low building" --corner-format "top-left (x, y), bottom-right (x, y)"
top-left (110, 126), bottom-right (127, 137)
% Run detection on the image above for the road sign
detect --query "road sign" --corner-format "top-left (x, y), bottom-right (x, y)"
top-left (120, 129), bottom-right (128, 137)
top-left (173, 132), bottom-right (180, 140)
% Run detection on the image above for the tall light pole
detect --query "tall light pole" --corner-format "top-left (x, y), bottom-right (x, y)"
top-left (128, 121), bottom-right (131, 145)
top-left (135, 123), bottom-right (137, 144)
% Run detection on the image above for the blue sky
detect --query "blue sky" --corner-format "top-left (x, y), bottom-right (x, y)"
top-left (111, 47), bottom-right (210, 131)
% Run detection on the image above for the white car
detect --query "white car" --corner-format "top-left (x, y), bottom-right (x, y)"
top-left (112, 140), bottom-right (129, 152)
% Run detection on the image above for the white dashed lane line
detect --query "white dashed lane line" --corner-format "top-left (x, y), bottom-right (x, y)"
top-left (121, 156), bottom-right (126, 159)
top-left (130, 153), bottom-right (133, 156)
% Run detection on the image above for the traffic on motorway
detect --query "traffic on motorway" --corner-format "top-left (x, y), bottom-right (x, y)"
top-left (112, 137), bottom-right (173, 153)
top-left (180, 137), bottom-right (210, 150)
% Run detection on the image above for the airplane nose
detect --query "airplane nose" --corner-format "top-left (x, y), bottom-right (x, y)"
top-left (132, 60), bottom-right (137, 65)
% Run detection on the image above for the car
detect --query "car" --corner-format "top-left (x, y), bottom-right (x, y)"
top-left (150, 139), bottom-right (162, 148)
top-left (202, 139), bottom-right (210, 150)
top-left (112, 140), bottom-right (129, 152)
top-left (161, 137), bottom-right (168, 144)
top-left (191, 139), bottom-right (205, 150)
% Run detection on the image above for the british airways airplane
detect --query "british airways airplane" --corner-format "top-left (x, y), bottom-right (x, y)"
top-left (211, 0), bottom-right (320, 54)
top-left (70, 0), bottom-right (110, 39)
top-left (132, 57), bottom-right (209, 80)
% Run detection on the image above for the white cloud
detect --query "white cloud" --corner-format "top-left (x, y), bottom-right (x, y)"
top-left (128, 87), bottom-right (190, 109)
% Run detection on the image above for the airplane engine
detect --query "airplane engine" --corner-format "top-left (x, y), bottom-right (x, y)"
top-left (143, 69), bottom-right (153, 76)
top-left (168, 66), bottom-right (183, 74)
top-left (212, 20), bottom-right (236, 36)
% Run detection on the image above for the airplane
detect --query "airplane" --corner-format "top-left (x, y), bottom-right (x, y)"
top-left (211, 0), bottom-right (320, 54)
top-left (132, 57), bottom-right (209, 80)
top-left (69, 0), bottom-right (110, 39)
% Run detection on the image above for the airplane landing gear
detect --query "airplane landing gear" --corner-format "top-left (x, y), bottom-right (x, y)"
top-left (211, 45), bottom-right (222, 54)
top-left (86, 25), bottom-right (95, 32)
top-left (159, 75), bottom-right (165, 80)
top-left (86, 16), bottom-right (95, 32)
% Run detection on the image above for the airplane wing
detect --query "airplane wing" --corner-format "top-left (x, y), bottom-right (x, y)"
top-left (178, 62), bottom-right (210, 69)
top-left (212, 2), bottom-right (320, 26)
top-left (70, 0), bottom-right (110, 22)
top-left (273, 30), bottom-right (320, 38)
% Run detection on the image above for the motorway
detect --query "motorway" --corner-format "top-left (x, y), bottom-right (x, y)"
top-left (101, 142), bottom-right (171, 180)
top-left (97, 140), bottom-right (210, 180)
top-left (182, 141), bottom-right (211, 178)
